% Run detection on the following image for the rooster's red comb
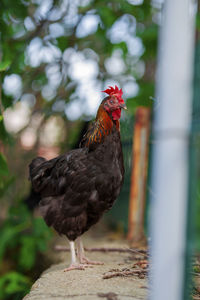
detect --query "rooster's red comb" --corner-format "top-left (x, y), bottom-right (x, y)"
top-left (102, 85), bottom-right (123, 97)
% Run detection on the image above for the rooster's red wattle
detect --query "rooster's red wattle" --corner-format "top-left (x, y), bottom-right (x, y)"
top-left (29, 85), bottom-right (126, 271)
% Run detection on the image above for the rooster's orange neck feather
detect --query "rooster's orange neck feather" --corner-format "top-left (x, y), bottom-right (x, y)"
top-left (82, 104), bottom-right (120, 149)
top-left (96, 104), bottom-right (120, 133)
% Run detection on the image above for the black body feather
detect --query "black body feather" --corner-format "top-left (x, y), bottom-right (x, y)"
top-left (29, 113), bottom-right (124, 241)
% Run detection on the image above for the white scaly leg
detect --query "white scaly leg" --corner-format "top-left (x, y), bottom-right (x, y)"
top-left (69, 241), bottom-right (76, 264)
top-left (77, 237), bottom-right (104, 265)
top-left (63, 240), bottom-right (84, 271)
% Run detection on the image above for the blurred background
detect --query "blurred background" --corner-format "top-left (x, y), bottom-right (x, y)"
top-left (0, 0), bottom-right (199, 299)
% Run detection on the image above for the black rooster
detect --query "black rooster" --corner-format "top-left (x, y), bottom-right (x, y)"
top-left (29, 86), bottom-right (126, 271)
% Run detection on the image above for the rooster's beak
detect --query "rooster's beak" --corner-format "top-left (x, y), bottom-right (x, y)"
top-left (120, 103), bottom-right (127, 110)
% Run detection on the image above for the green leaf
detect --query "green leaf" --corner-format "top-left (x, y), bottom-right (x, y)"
top-left (0, 272), bottom-right (30, 299)
top-left (196, 12), bottom-right (200, 30)
top-left (97, 6), bottom-right (118, 28)
top-left (0, 60), bottom-right (11, 71)
top-left (0, 153), bottom-right (9, 176)
top-left (0, 225), bottom-right (18, 261)
top-left (56, 37), bottom-right (68, 52)
top-left (32, 218), bottom-right (48, 236)
top-left (19, 236), bottom-right (36, 270)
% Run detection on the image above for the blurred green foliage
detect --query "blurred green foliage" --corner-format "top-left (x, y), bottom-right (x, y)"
top-left (0, 148), bottom-right (52, 299)
top-left (0, 205), bottom-right (52, 299)
top-left (191, 32), bottom-right (200, 252)
top-left (0, 272), bottom-right (30, 300)
top-left (195, 182), bottom-right (200, 250)
top-left (0, 0), bottom-right (159, 116)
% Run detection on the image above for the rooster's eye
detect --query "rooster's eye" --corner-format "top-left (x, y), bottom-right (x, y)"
top-left (110, 100), bottom-right (113, 104)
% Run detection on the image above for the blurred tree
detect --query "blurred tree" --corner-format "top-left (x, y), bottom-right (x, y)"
top-left (1, 0), bottom-right (159, 118)
top-left (0, 0), bottom-right (159, 298)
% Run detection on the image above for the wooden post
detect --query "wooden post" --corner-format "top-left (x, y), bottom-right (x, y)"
top-left (127, 106), bottom-right (151, 246)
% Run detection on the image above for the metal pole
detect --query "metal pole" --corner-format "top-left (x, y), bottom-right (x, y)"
top-left (149, 0), bottom-right (196, 300)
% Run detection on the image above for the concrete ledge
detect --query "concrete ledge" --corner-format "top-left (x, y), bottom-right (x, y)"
top-left (24, 237), bottom-right (148, 300)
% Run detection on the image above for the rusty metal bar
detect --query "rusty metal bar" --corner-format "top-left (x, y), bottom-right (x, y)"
top-left (127, 107), bottom-right (151, 246)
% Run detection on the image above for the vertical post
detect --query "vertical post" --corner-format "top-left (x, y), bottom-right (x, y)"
top-left (127, 107), bottom-right (151, 246)
top-left (149, 0), bottom-right (196, 300)
top-left (184, 39), bottom-right (200, 300)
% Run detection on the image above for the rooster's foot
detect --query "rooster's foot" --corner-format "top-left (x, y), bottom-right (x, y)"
top-left (64, 263), bottom-right (85, 272)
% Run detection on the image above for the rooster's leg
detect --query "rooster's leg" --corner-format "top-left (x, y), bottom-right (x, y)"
top-left (64, 241), bottom-right (85, 271)
top-left (77, 237), bottom-right (104, 265)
